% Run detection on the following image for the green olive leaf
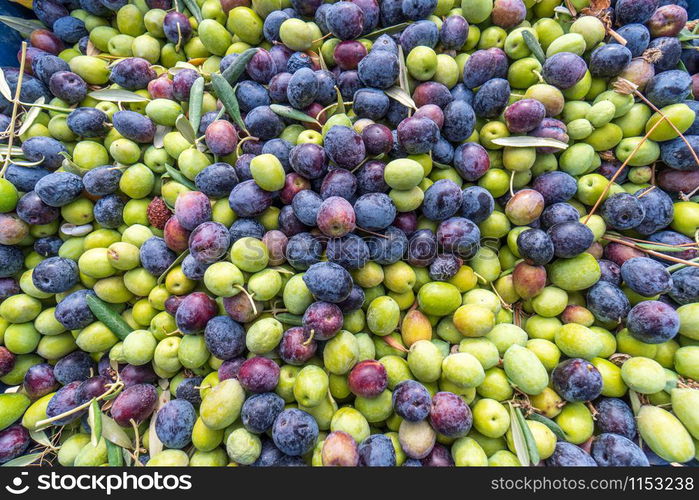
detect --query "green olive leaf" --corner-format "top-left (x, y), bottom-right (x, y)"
top-left (317, 49), bottom-right (329, 72)
top-left (515, 407), bottom-right (540, 464)
top-left (273, 312), bottom-right (303, 326)
top-left (154, 125), bottom-right (171, 149)
top-left (211, 73), bottom-right (247, 132)
top-left (508, 403), bottom-right (531, 466)
top-left (100, 414), bottom-right (134, 449)
top-left (148, 390), bottom-right (170, 457)
top-left (29, 429), bottom-right (55, 449)
top-left (181, 0), bottom-right (203, 22)
top-left (106, 441), bottom-right (124, 467)
top-left (1, 452), bottom-right (42, 467)
top-left (0, 16), bottom-right (45, 38)
top-left (384, 86), bottom-right (416, 110)
top-left (17, 97), bottom-right (45, 137)
top-left (188, 76), bottom-right (205, 136)
top-left (89, 89), bottom-right (150, 103)
top-left (175, 114), bottom-right (197, 144)
top-left (157, 249), bottom-right (189, 285)
top-left (528, 412), bottom-right (567, 441)
top-left (88, 399), bottom-right (103, 447)
top-left (364, 22), bottom-right (411, 39)
top-left (397, 46), bottom-right (410, 95)
top-left (0, 67), bottom-right (13, 101)
top-left (522, 30), bottom-right (546, 64)
top-left (164, 163), bottom-right (197, 191)
top-left (492, 136), bottom-right (570, 149)
top-left (86, 294), bottom-right (132, 340)
top-left (221, 48), bottom-right (259, 84)
top-left (270, 104), bottom-right (321, 125)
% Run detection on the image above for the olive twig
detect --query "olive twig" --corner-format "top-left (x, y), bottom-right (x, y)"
top-left (615, 78), bottom-right (699, 180)
top-left (35, 381), bottom-right (124, 428)
top-left (583, 115), bottom-right (665, 224)
top-left (355, 226), bottom-right (389, 238)
top-left (602, 235), bottom-right (699, 268)
top-left (0, 41), bottom-right (27, 177)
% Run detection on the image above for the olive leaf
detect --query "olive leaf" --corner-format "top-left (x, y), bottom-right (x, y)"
top-left (270, 104), bottom-right (321, 125)
top-left (88, 399), bottom-right (103, 447)
top-left (164, 163), bottom-right (197, 191)
top-left (492, 136), bottom-right (570, 149)
top-left (181, 0), bottom-right (203, 23)
top-left (365, 22), bottom-right (411, 39)
top-left (522, 30), bottom-right (546, 64)
top-left (154, 125), bottom-right (171, 149)
top-left (29, 429), bottom-right (54, 449)
top-left (148, 390), bottom-right (171, 458)
top-left (397, 46), bottom-right (411, 95)
top-left (157, 249), bottom-right (189, 285)
top-left (317, 50), bottom-right (329, 72)
top-left (122, 447), bottom-right (133, 466)
top-left (273, 312), bottom-right (303, 326)
top-left (106, 441), bottom-right (124, 466)
top-left (221, 47), bottom-right (259, 84)
top-left (528, 412), bottom-right (567, 441)
top-left (17, 97), bottom-right (45, 136)
top-left (211, 73), bottom-right (247, 132)
top-left (1, 452), bottom-right (42, 467)
top-left (86, 294), bottom-right (132, 340)
top-left (175, 114), bottom-right (197, 144)
top-left (514, 408), bottom-right (540, 465)
top-left (0, 15), bottom-right (45, 37)
top-left (384, 86), bottom-right (416, 110)
top-left (0, 67), bottom-right (13, 101)
top-left (508, 403), bottom-right (531, 466)
top-left (188, 76), bottom-right (205, 136)
top-left (432, 160), bottom-right (452, 169)
top-left (89, 89), bottom-right (150, 103)
top-left (335, 86), bottom-right (345, 115)
top-left (100, 414), bottom-right (133, 449)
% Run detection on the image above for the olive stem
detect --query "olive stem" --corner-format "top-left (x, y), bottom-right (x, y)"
top-left (303, 329), bottom-right (315, 346)
top-left (616, 79), bottom-right (699, 188)
top-left (602, 235), bottom-right (699, 268)
top-left (583, 116), bottom-right (665, 224)
top-left (234, 285), bottom-right (258, 316)
top-left (131, 419), bottom-right (141, 463)
top-left (0, 41), bottom-right (27, 177)
top-left (355, 226), bottom-right (389, 238)
top-left (18, 101), bottom-right (73, 113)
top-left (666, 256), bottom-right (699, 272)
top-left (35, 381), bottom-right (124, 428)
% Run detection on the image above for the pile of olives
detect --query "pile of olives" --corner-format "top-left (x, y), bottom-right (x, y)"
top-left (0, 0), bottom-right (699, 468)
